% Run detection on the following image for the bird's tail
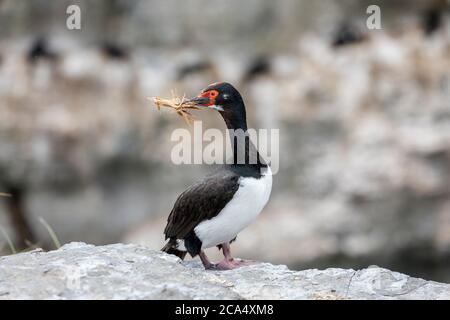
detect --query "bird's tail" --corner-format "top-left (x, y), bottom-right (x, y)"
top-left (161, 239), bottom-right (187, 260)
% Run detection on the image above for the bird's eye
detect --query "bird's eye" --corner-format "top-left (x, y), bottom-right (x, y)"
top-left (209, 90), bottom-right (219, 98)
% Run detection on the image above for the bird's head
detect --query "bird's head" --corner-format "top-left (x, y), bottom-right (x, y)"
top-left (188, 82), bottom-right (243, 113)
top-left (188, 82), bottom-right (247, 130)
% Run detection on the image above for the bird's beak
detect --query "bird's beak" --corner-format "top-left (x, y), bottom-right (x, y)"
top-left (186, 96), bottom-right (224, 111)
top-left (187, 96), bottom-right (210, 106)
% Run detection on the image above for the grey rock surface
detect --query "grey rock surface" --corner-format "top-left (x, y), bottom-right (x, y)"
top-left (0, 242), bottom-right (449, 300)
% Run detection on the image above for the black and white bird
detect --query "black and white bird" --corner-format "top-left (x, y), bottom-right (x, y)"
top-left (162, 82), bottom-right (272, 270)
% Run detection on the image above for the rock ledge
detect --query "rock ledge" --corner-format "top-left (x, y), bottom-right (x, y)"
top-left (0, 242), bottom-right (449, 300)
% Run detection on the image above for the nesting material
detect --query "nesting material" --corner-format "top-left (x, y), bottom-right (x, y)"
top-left (0, 193), bottom-right (11, 197)
top-left (151, 92), bottom-right (201, 125)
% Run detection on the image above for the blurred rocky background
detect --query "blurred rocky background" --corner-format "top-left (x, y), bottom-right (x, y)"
top-left (0, 0), bottom-right (449, 282)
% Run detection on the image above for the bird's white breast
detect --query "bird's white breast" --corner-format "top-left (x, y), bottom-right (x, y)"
top-left (194, 167), bottom-right (272, 249)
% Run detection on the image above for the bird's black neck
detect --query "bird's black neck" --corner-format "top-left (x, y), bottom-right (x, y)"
top-left (221, 101), bottom-right (248, 132)
top-left (220, 101), bottom-right (267, 178)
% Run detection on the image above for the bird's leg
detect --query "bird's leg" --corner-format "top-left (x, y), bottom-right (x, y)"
top-left (199, 250), bottom-right (214, 269)
top-left (201, 244), bottom-right (255, 270)
top-left (221, 242), bottom-right (258, 268)
top-left (213, 242), bottom-right (247, 270)
top-left (200, 249), bottom-right (235, 270)
top-left (221, 242), bottom-right (234, 262)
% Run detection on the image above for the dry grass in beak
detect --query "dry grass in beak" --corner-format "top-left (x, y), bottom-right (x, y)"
top-left (150, 92), bottom-right (202, 125)
top-left (0, 193), bottom-right (11, 197)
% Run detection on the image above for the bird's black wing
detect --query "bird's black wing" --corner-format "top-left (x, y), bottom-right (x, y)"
top-left (164, 170), bottom-right (240, 240)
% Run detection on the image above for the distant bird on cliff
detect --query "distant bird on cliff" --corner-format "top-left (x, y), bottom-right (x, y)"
top-left (27, 37), bottom-right (58, 64)
top-left (101, 42), bottom-right (129, 60)
top-left (177, 61), bottom-right (214, 80)
top-left (162, 82), bottom-right (272, 270)
top-left (242, 56), bottom-right (271, 83)
top-left (332, 23), bottom-right (365, 47)
top-left (422, 0), bottom-right (448, 36)
top-left (423, 8), bottom-right (442, 36)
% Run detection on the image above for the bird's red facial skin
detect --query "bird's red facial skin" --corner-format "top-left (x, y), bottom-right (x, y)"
top-left (198, 90), bottom-right (219, 107)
